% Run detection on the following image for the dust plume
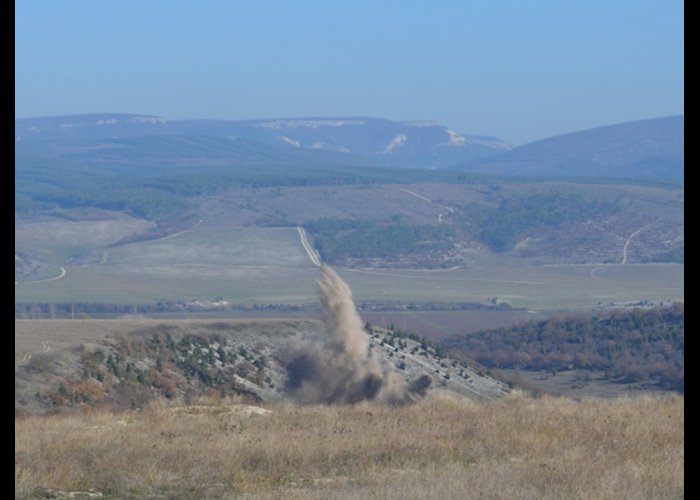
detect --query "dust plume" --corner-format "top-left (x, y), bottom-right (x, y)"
top-left (287, 265), bottom-right (431, 405)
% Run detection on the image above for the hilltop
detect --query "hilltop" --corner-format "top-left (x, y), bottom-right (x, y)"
top-left (15, 114), bottom-right (510, 169)
top-left (15, 317), bottom-right (507, 416)
top-left (15, 113), bottom-right (683, 181)
top-left (457, 115), bottom-right (683, 180)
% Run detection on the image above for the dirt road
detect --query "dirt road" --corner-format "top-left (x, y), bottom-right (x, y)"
top-left (297, 227), bottom-right (322, 267)
top-left (622, 218), bottom-right (660, 264)
top-left (398, 188), bottom-right (455, 224)
top-left (17, 266), bottom-right (66, 285)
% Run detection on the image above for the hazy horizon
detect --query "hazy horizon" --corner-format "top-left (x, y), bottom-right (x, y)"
top-left (16, 1), bottom-right (683, 145)
top-left (14, 110), bottom-right (685, 145)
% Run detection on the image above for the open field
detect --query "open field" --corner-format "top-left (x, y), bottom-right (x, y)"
top-left (340, 263), bottom-right (683, 310)
top-left (15, 217), bottom-right (152, 267)
top-left (14, 261), bottom-right (683, 310)
top-left (359, 309), bottom-right (538, 342)
top-left (103, 226), bottom-right (312, 270)
top-left (15, 179), bottom-right (683, 309)
top-left (14, 226), bottom-right (684, 308)
top-left (14, 227), bottom-right (320, 304)
top-left (15, 236), bottom-right (683, 310)
top-left (15, 392), bottom-right (683, 499)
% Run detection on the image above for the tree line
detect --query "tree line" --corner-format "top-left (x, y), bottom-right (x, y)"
top-left (441, 304), bottom-right (684, 392)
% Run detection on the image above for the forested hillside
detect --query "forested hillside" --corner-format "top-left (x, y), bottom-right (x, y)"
top-left (442, 304), bottom-right (684, 391)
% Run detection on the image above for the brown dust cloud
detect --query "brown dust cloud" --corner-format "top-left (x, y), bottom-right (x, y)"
top-left (287, 265), bottom-right (431, 405)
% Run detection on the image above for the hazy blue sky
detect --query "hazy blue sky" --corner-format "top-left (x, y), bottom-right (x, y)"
top-left (15, 1), bottom-right (683, 144)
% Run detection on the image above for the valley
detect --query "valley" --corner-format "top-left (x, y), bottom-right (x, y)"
top-left (16, 179), bottom-right (683, 309)
top-left (15, 113), bottom-right (684, 405)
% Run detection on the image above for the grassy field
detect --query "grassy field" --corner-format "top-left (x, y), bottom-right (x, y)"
top-left (15, 392), bottom-right (683, 499)
top-left (339, 263), bottom-right (683, 310)
top-left (15, 179), bottom-right (683, 309)
top-left (14, 261), bottom-right (684, 310)
top-left (14, 227), bottom-right (319, 304)
top-left (15, 218), bottom-right (152, 266)
top-left (15, 225), bottom-right (683, 309)
top-left (103, 227), bottom-right (312, 270)
top-left (359, 309), bottom-right (538, 342)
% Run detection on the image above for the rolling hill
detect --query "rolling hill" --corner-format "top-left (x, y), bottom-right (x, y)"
top-left (15, 114), bottom-right (511, 169)
top-left (456, 115), bottom-right (683, 180)
top-left (15, 113), bottom-right (684, 307)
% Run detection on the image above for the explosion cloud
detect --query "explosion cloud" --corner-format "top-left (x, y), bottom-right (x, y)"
top-left (287, 265), bottom-right (431, 404)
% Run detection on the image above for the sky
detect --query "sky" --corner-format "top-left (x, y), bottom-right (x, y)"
top-left (15, 1), bottom-right (683, 145)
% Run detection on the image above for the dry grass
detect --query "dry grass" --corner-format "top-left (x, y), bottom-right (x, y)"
top-left (15, 391), bottom-right (683, 499)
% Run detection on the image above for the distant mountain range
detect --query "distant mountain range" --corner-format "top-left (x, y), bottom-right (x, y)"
top-left (453, 115), bottom-right (683, 180)
top-left (14, 114), bottom-right (511, 169)
top-left (15, 113), bottom-right (683, 179)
